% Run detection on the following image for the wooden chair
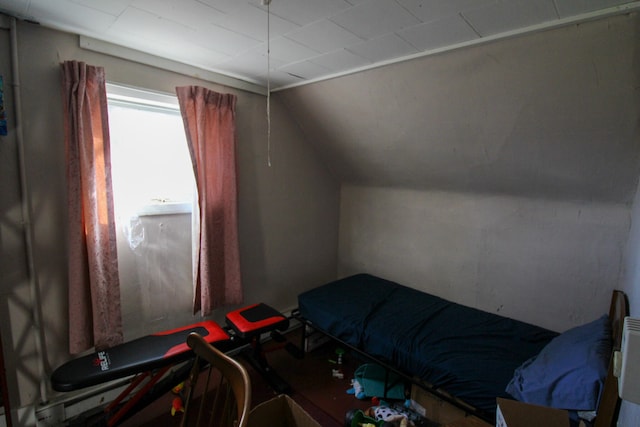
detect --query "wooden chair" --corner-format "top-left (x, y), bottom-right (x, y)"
top-left (180, 332), bottom-right (251, 427)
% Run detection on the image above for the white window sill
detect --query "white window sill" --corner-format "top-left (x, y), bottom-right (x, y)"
top-left (136, 202), bottom-right (192, 216)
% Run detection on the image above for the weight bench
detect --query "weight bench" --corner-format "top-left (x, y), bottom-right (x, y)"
top-left (225, 303), bottom-right (300, 394)
top-left (51, 303), bottom-right (297, 426)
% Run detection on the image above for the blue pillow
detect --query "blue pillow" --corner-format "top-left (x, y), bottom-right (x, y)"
top-left (505, 314), bottom-right (611, 411)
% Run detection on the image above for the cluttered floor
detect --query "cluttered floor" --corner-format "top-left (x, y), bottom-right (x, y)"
top-left (117, 325), bottom-right (435, 427)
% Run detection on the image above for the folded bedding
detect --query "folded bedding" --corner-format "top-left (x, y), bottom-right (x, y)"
top-left (298, 273), bottom-right (559, 415)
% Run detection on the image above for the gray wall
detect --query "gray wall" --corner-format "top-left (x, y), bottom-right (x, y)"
top-left (338, 185), bottom-right (629, 332)
top-left (279, 15), bottom-right (640, 204)
top-left (0, 18), bottom-right (35, 422)
top-left (0, 19), bottom-right (339, 415)
top-left (280, 13), bottom-right (640, 332)
top-left (3, 9), bottom-right (640, 426)
top-left (278, 12), bottom-right (640, 424)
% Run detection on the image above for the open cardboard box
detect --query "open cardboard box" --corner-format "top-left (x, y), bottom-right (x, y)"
top-left (247, 394), bottom-right (321, 427)
top-left (496, 398), bottom-right (569, 427)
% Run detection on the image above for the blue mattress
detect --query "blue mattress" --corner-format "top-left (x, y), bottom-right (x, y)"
top-left (297, 274), bottom-right (558, 415)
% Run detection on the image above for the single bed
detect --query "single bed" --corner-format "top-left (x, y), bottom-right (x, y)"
top-left (295, 273), bottom-right (627, 426)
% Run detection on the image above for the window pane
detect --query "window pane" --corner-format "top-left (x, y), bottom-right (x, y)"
top-left (108, 102), bottom-right (195, 215)
top-left (107, 86), bottom-right (197, 340)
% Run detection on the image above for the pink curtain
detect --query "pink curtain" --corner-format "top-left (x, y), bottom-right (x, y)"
top-left (61, 61), bottom-right (123, 353)
top-left (176, 86), bottom-right (242, 315)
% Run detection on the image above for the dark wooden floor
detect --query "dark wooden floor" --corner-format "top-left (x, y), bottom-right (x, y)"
top-left (118, 327), bottom-right (372, 427)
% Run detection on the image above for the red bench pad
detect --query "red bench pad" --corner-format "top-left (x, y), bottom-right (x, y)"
top-left (225, 303), bottom-right (289, 338)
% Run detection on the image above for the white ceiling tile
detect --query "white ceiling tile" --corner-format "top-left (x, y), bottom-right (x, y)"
top-left (107, 6), bottom-right (236, 60)
top-left (398, 14), bottom-right (478, 51)
top-left (192, 24), bottom-right (261, 55)
top-left (269, 72), bottom-right (302, 87)
top-left (268, 36), bottom-right (320, 63)
top-left (212, 4), bottom-right (300, 41)
top-left (285, 19), bottom-right (362, 53)
top-left (554, 0), bottom-right (630, 18)
top-left (278, 60), bottom-right (332, 80)
top-left (0, 0), bottom-right (633, 89)
top-left (132, 0), bottom-right (225, 31)
top-left (169, 45), bottom-right (233, 70)
top-left (28, 0), bottom-right (117, 32)
top-left (462, 0), bottom-right (559, 37)
top-left (330, 0), bottom-right (420, 39)
top-left (221, 46), bottom-right (286, 76)
top-left (109, 7), bottom-right (194, 39)
top-left (101, 31), bottom-right (232, 69)
top-left (347, 33), bottom-right (419, 63)
top-left (253, 68), bottom-right (303, 87)
top-left (266, 0), bottom-right (352, 26)
top-left (195, 0), bottom-right (251, 14)
top-left (310, 49), bottom-right (371, 72)
top-left (396, 0), bottom-right (496, 23)
top-left (71, 0), bottom-right (133, 16)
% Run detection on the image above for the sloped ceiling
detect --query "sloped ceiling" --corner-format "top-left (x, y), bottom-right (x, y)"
top-left (0, 0), bottom-right (638, 89)
top-left (278, 13), bottom-right (640, 203)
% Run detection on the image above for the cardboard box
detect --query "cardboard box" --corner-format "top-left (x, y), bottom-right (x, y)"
top-left (410, 384), bottom-right (479, 425)
top-left (496, 398), bottom-right (569, 427)
top-left (247, 394), bottom-right (321, 427)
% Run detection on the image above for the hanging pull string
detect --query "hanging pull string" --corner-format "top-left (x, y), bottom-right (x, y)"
top-left (264, 0), bottom-right (272, 167)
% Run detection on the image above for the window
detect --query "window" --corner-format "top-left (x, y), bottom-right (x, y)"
top-left (106, 83), bottom-right (197, 339)
top-left (107, 83), bottom-right (195, 216)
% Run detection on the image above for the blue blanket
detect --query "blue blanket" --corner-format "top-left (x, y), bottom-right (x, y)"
top-left (298, 274), bottom-right (558, 416)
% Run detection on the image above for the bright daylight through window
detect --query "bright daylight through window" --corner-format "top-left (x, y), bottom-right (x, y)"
top-left (106, 83), bottom-right (195, 217)
top-left (106, 83), bottom-right (197, 339)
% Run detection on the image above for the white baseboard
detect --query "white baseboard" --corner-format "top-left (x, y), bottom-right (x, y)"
top-left (34, 378), bottom-right (132, 426)
top-left (0, 405), bottom-right (36, 427)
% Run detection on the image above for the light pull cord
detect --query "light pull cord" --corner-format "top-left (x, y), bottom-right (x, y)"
top-left (266, 0), bottom-right (272, 167)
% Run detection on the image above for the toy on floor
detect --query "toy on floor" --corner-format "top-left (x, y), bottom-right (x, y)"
top-left (171, 397), bottom-right (184, 416)
top-left (364, 399), bottom-right (415, 427)
top-left (347, 364), bottom-right (406, 400)
top-left (347, 378), bottom-right (366, 399)
top-left (346, 399), bottom-right (432, 427)
top-left (344, 408), bottom-right (383, 427)
top-left (170, 381), bottom-right (185, 416)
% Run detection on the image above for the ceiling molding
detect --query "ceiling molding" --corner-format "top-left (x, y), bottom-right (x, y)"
top-left (273, 1), bottom-right (640, 92)
top-left (75, 2), bottom-right (640, 95)
top-left (79, 36), bottom-right (267, 96)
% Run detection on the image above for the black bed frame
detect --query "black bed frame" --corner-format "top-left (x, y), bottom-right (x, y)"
top-left (293, 288), bottom-right (629, 427)
top-left (290, 308), bottom-right (494, 424)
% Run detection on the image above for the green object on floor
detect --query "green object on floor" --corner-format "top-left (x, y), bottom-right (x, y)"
top-left (350, 409), bottom-right (384, 427)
